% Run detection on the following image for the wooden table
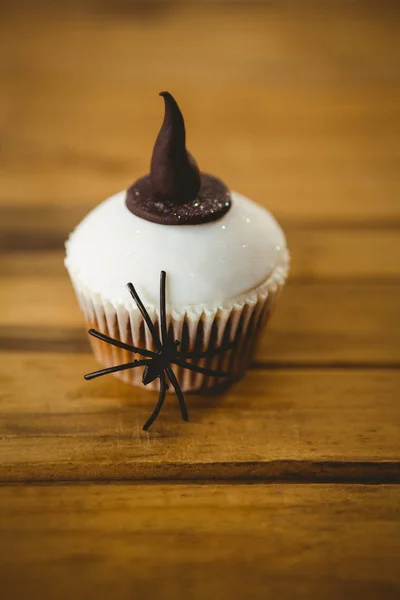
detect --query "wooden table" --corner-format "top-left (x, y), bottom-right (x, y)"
top-left (1, 2), bottom-right (399, 598)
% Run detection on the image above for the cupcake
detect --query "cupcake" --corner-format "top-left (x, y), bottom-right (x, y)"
top-left (65, 92), bottom-right (289, 428)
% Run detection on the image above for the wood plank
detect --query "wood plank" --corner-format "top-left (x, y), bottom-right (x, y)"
top-left (0, 5), bottom-right (399, 221)
top-left (2, 276), bottom-right (399, 364)
top-left (0, 353), bottom-right (399, 481)
top-left (0, 483), bottom-right (399, 600)
top-left (3, 226), bottom-right (400, 281)
top-left (287, 228), bottom-right (400, 282)
top-left (260, 282), bottom-right (400, 366)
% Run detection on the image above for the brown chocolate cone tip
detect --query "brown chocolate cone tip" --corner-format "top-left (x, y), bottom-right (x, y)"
top-left (150, 92), bottom-right (201, 205)
top-left (126, 92), bottom-right (232, 225)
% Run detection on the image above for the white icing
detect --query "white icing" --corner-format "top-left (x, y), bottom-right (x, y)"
top-left (65, 190), bottom-right (287, 309)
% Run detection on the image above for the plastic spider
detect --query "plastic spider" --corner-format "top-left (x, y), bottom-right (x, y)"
top-left (84, 271), bottom-right (233, 430)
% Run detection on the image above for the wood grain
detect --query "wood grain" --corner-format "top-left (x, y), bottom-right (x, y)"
top-left (0, 352), bottom-right (398, 482)
top-left (0, 483), bottom-right (399, 600)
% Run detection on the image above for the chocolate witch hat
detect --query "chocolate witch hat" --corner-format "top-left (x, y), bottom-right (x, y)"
top-left (126, 92), bottom-right (231, 225)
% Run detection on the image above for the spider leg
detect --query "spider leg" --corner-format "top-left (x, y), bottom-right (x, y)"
top-left (84, 359), bottom-right (151, 380)
top-left (160, 270), bottom-right (168, 346)
top-left (142, 372), bottom-right (168, 431)
top-left (127, 282), bottom-right (162, 351)
top-left (177, 339), bottom-right (236, 359)
top-left (172, 358), bottom-right (228, 378)
top-left (166, 366), bottom-right (189, 422)
top-left (88, 329), bottom-right (155, 358)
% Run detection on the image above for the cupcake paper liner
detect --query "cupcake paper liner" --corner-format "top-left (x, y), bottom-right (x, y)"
top-left (67, 250), bottom-right (289, 393)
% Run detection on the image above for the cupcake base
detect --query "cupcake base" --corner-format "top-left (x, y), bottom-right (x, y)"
top-left (70, 253), bottom-right (289, 394)
top-left (85, 293), bottom-right (272, 393)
